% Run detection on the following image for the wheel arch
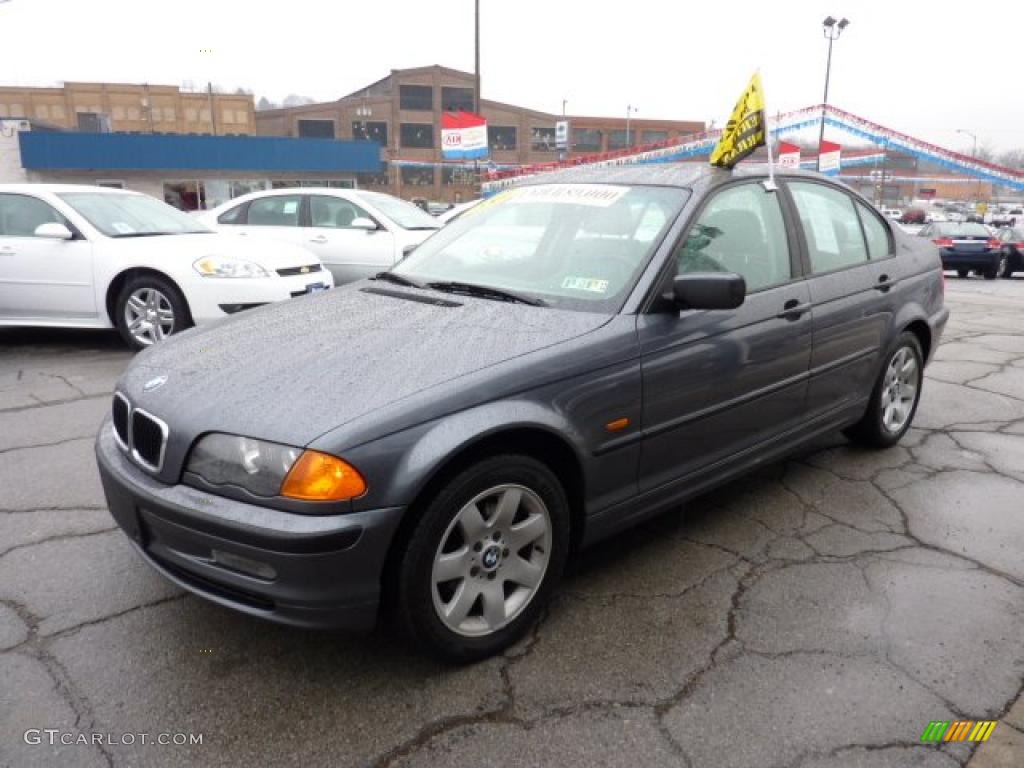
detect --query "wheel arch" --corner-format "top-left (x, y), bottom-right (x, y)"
top-left (104, 267), bottom-right (191, 326)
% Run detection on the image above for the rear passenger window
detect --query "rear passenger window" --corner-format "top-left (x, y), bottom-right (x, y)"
top-left (245, 195), bottom-right (302, 227)
top-left (855, 201), bottom-right (892, 259)
top-left (217, 204), bottom-right (246, 225)
top-left (789, 182), bottom-right (868, 273)
top-left (675, 183), bottom-right (792, 293)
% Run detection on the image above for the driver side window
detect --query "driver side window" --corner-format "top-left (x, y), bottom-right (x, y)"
top-left (674, 183), bottom-right (792, 293)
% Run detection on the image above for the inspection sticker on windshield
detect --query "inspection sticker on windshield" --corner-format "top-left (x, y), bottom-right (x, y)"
top-left (562, 276), bottom-right (609, 293)
top-left (515, 184), bottom-right (629, 207)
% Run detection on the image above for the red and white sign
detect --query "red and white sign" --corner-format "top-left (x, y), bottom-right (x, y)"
top-left (778, 141), bottom-right (801, 168)
top-left (441, 111), bottom-right (488, 160)
top-left (818, 139), bottom-right (841, 174)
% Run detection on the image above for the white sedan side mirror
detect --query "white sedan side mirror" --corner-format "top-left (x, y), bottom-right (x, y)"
top-left (350, 217), bottom-right (378, 232)
top-left (34, 222), bottom-right (74, 240)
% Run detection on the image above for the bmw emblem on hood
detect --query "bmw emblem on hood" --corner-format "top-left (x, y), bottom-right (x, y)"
top-left (143, 375), bottom-right (168, 392)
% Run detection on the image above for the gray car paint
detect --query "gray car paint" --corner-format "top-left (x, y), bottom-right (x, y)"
top-left (99, 163), bottom-right (948, 629)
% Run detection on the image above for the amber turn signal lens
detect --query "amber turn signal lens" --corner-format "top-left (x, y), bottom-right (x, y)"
top-left (280, 451), bottom-right (367, 501)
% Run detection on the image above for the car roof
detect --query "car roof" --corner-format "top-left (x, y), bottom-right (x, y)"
top-left (511, 162), bottom-right (838, 191)
top-left (0, 183), bottom-right (138, 195)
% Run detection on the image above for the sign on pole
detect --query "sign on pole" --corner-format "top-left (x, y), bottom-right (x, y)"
top-left (555, 120), bottom-right (569, 151)
top-left (818, 139), bottom-right (841, 175)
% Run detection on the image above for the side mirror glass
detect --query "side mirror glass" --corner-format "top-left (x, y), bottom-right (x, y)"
top-left (351, 217), bottom-right (378, 231)
top-left (34, 222), bottom-right (74, 240)
top-left (671, 272), bottom-right (746, 310)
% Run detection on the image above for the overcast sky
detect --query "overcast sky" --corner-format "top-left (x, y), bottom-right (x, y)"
top-left (3, 0), bottom-right (1022, 153)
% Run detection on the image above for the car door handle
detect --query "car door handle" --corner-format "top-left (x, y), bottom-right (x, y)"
top-left (874, 274), bottom-right (893, 292)
top-left (776, 300), bottom-right (811, 320)
top-left (309, 235), bottom-right (328, 244)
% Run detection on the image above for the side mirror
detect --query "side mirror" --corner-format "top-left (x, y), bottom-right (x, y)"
top-left (34, 222), bottom-right (74, 240)
top-left (351, 217), bottom-right (378, 231)
top-left (671, 272), bottom-right (746, 310)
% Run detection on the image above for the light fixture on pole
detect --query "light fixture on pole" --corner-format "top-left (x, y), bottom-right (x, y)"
top-left (625, 104), bottom-right (639, 148)
top-left (817, 15), bottom-right (849, 171)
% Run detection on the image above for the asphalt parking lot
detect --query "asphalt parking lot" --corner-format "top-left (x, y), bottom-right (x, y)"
top-left (2, 277), bottom-right (1023, 768)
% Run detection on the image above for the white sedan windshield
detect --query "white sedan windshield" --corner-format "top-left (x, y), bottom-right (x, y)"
top-left (59, 192), bottom-right (212, 238)
top-left (394, 184), bottom-right (688, 311)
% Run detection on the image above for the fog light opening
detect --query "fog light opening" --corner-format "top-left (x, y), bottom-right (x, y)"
top-left (211, 549), bottom-right (277, 580)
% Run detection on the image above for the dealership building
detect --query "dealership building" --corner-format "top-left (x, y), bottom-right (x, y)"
top-left (0, 69), bottom-right (705, 207)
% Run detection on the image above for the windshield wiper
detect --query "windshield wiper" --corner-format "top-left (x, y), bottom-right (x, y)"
top-left (373, 271), bottom-right (424, 289)
top-left (426, 281), bottom-right (545, 306)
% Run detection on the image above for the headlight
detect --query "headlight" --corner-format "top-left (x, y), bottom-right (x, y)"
top-left (185, 434), bottom-right (366, 501)
top-left (193, 257), bottom-right (270, 278)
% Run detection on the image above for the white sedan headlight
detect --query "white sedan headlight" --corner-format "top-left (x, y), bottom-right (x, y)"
top-left (193, 257), bottom-right (270, 278)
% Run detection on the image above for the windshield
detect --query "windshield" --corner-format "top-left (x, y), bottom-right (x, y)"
top-left (393, 183), bottom-right (689, 312)
top-left (58, 192), bottom-right (212, 237)
top-left (357, 191), bottom-right (440, 230)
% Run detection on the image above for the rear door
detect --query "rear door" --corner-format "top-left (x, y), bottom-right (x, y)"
top-left (0, 193), bottom-right (96, 320)
top-left (785, 180), bottom-right (896, 418)
top-left (305, 194), bottom-right (395, 284)
top-left (231, 193), bottom-right (307, 250)
top-left (637, 179), bottom-right (812, 492)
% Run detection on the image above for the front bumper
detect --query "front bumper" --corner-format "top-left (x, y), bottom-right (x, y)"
top-left (95, 423), bottom-right (402, 630)
top-left (186, 270), bottom-right (334, 324)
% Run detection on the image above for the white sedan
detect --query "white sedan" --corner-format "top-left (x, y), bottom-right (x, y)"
top-left (198, 188), bottom-right (441, 285)
top-left (0, 184), bottom-right (332, 350)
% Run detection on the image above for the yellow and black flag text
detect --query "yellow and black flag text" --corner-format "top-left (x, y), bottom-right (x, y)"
top-left (710, 73), bottom-right (767, 170)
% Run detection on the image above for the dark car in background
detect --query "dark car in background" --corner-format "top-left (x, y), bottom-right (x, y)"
top-left (96, 165), bottom-right (948, 661)
top-left (996, 226), bottom-right (1024, 278)
top-left (919, 221), bottom-right (1005, 278)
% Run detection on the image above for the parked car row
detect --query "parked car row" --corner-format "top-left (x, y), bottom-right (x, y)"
top-left (918, 221), bottom-right (1023, 279)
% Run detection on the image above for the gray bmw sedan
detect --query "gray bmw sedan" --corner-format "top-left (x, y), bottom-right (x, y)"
top-left (97, 164), bottom-right (948, 661)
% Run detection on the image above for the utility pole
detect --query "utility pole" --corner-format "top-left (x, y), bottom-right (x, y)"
top-left (958, 129), bottom-right (981, 204)
top-left (474, 0), bottom-right (481, 114)
top-left (625, 104), bottom-right (638, 148)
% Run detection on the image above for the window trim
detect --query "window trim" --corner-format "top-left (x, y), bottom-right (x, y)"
top-left (781, 178), bottom-right (878, 278)
top-left (642, 177), bottom-right (805, 313)
top-left (853, 199), bottom-right (895, 261)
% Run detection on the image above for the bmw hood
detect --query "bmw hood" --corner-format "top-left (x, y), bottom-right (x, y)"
top-left (116, 283), bottom-right (610, 449)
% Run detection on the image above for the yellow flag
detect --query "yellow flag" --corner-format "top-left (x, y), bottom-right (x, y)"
top-left (709, 73), bottom-right (767, 169)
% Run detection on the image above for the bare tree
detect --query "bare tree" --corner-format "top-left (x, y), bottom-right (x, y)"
top-left (998, 148), bottom-right (1024, 170)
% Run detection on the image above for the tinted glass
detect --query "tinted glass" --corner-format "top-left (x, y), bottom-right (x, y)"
top-left (675, 183), bottom-right (791, 292)
top-left (217, 204), bottom-right (246, 225)
top-left (0, 194), bottom-right (69, 237)
top-left (400, 123), bottom-right (434, 148)
top-left (855, 201), bottom-right (892, 259)
top-left (310, 196), bottom-right (371, 229)
top-left (297, 119), bottom-right (335, 138)
top-left (441, 87), bottom-right (474, 112)
top-left (394, 184), bottom-right (688, 312)
top-left (245, 195), bottom-right (302, 227)
top-left (399, 85), bottom-right (433, 111)
top-left (789, 182), bottom-right (868, 273)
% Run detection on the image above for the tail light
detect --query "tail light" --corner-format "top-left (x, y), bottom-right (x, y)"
top-left (933, 237), bottom-right (954, 247)
top-left (987, 238), bottom-right (1001, 249)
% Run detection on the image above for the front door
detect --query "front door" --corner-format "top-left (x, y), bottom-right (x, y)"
top-left (637, 180), bottom-right (812, 493)
top-left (0, 193), bottom-right (95, 320)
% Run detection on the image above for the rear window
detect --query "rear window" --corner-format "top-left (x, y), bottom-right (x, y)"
top-left (935, 222), bottom-right (990, 237)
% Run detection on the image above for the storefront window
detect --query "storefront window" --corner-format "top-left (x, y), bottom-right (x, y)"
top-left (441, 87), bottom-right (475, 112)
top-left (531, 127), bottom-right (556, 152)
top-left (608, 130), bottom-right (635, 150)
top-left (488, 126), bottom-right (517, 151)
top-left (352, 121), bottom-right (388, 144)
top-left (574, 129), bottom-right (603, 152)
top-left (163, 181), bottom-right (205, 211)
top-left (401, 166), bottom-right (435, 187)
top-left (357, 169), bottom-right (391, 188)
top-left (442, 166), bottom-right (477, 186)
top-left (642, 130), bottom-right (668, 144)
top-left (297, 119), bottom-right (335, 138)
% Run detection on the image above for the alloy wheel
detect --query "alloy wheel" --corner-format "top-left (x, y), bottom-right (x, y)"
top-left (431, 484), bottom-right (552, 637)
top-left (124, 288), bottom-right (175, 346)
top-left (880, 347), bottom-right (920, 433)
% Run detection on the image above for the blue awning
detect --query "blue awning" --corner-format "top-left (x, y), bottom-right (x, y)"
top-left (19, 132), bottom-right (382, 173)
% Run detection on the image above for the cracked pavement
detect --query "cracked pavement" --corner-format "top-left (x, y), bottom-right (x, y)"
top-left (2, 279), bottom-right (1023, 767)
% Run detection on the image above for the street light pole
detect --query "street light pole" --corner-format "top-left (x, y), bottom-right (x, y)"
top-left (958, 128), bottom-right (981, 204)
top-left (474, 0), bottom-right (481, 114)
top-left (626, 104), bottom-right (638, 148)
top-left (817, 16), bottom-right (849, 171)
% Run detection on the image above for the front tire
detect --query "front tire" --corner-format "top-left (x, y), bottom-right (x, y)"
top-left (390, 454), bottom-right (570, 662)
top-left (114, 274), bottom-right (192, 351)
top-left (844, 332), bottom-right (924, 449)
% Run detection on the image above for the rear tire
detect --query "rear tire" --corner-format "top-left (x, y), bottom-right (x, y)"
top-left (844, 332), bottom-right (924, 449)
top-left (114, 274), bottom-right (192, 351)
top-left (999, 255), bottom-right (1014, 279)
top-left (956, 269), bottom-right (969, 279)
top-left (389, 454), bottom-right (570, 663)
